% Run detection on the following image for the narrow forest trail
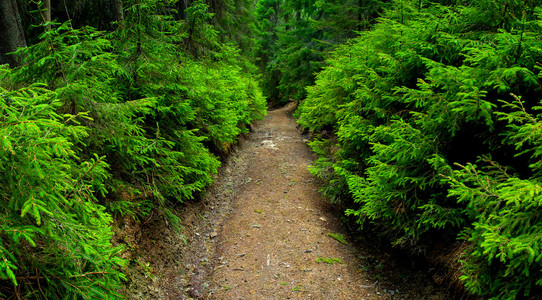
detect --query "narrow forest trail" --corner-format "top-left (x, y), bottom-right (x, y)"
top-left (122, 103), bottom-right (451, 299)
top-left (208, 103), bottom-right (378, 299)
top-left (190, 104), bottom-right (449, 299)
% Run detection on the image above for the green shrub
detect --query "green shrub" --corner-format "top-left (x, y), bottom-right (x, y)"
top-left (0, 81), bottom-right (125, 299)
top-left (0, 0), bottom-right (266, 297)
top-left (297, 1), bottom-right (542, 298)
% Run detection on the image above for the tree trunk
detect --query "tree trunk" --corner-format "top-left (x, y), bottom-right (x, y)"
top-left (0, 0), bottom-right (27, 67)
top-left (176, 0), bottom-right (191, 20)
top-left (103, 0), bottom-right (124, 29)
top-left (114, 0), bottom-right (124, 21)
top-left (358, 0), bottom-right (363, 31)
top-left (45, 0), bottom-right (51, 29)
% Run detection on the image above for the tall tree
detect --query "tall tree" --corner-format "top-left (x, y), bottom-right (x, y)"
top-left (111, 0), bottom-right (124, 22)
top-left (45, 0), bottom-right (51, 29)
top-left (0, 0), bottom-right (27, 67)
top-left (256, 0), bottom-right (383, 104)
top-left (255, 0), bottom-right (282, 101)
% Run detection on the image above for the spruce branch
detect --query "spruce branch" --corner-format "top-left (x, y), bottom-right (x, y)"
top-left (11, 271), bottom-right (112, 281)
top-left (64, 156), bottom-right (104, 201)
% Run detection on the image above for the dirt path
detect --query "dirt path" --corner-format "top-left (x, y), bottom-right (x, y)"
top-left (209, 103), bottom-right (377, 299)
top-left (122, 103), bottom-right (451, 299)
top-left (201, 104), bottom-right (450, 299)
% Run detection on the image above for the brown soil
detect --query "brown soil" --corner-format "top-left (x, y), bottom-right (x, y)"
top-left (120, 103), bottom-right (453, 299)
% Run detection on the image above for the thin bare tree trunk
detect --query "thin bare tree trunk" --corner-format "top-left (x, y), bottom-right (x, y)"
top-left (0, 0), bottom-right (27, 67)
top-left (358, 0), bottom-right (363, 31)
top-left (45, 0), bottom-right (51, 29)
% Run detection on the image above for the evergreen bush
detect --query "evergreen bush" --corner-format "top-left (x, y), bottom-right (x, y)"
top-left (0, 0), bottom-right (266, 297)
top-left (0, 77), bottom-right (125, 298)
top-left (297, 1), bottom-right (542, 298)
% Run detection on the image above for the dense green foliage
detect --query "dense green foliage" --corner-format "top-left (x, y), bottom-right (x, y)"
top-left (296, 0), bottom-right (542, 298)
top-left (0, 80), bottom-right (125, 298)
top-left (4, 0), bottom-right (542, 298)
top-left (0, 0), bottom-right (265, 298)
top-left (255, 0), bottom-right (381, 104)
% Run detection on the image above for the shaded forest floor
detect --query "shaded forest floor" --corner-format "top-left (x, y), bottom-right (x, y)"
top-left (119, 103), bottom-right (453, 299)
